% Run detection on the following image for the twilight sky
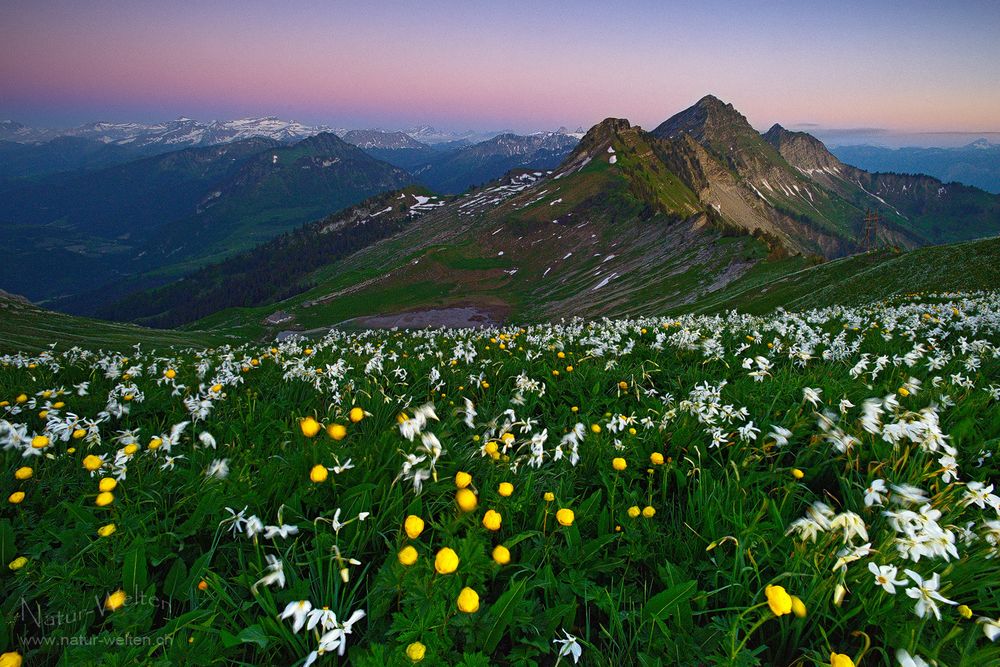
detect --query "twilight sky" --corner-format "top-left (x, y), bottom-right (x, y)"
top-left (2, 0), bottom-right (999, 136)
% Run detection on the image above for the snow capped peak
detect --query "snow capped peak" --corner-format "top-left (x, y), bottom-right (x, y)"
top-left (30, 116), bottom-right (344, 148)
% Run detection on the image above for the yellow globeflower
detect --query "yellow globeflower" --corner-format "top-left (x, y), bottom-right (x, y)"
top-left (482, 510), bottom-right (502, 531)
top-left (299, 417), bottom-right (321, 437)
top-left (8, 556), bottom-right (28, 571)
top-left (957, 604), bottom-right (973, 619)
top-left (650, 452), bottom-right (664, 465)
top-left (765, 585), bottom-right (792, 616)
top-left (406, 642), bottom-right (426, 662)
top-left (830, 653), bottom-right (855, 667)
top-left (455, 471), bottom-right (472, 489)
top-left (123, 444), bottom-right (138, 456)
top-left (404, 515), bottom-right (425, 539)
top-left (492, 545), bottom-right (511, 565)
top-left (310, 465), bottom-right (328, 483)
top-left (31, 435), bottom-right (49, 449)
top-left (627, 506), bottom-right (640, 518)
top-left (97, 523), bottom-right (117, 537)
top-left (96, 491), bottom-right (114, 507)
top-left (14, 466), bottom-right (32, 480)
top-left (790, 596), bottom-right (806, 618)
top-left (612, 457), bottom-right (627, 471)
top-left (105, 590), bottom-right (127, 612)
top-left (456, 587), bottom-right (480, 613)
top-left (556, 508), bottom-right (575, 527)
top-left (0, 651), bottom-right (23, 667)
top-left (348, 407), bottom-right (365, 423)
top-left (72, 428), bottom-right (87, 439)
top-left (15, 393), bottom-right (27, 403)
top-left (498, 482), bottom-right (513, 497)
top-left (618, 381), bottom-right (629, 390)
top-left (164, 369), bottom-right (176, 379)
top-left (8, 491), bottom-right (25, 504)
top-left (434, 547), bottom-right (459, 575)
top-left (590, 424), bottom-right (601, 434)
top-left (456, 488), bottom-right (478, 512)
top-left (791, 468), bottom-right (804, 480)
top-left (83, 455), bottom-right (103, 471)
top-left (543, 492), bottom-right (555, 502)
top-left (326, 423), bottom-right (347, 440)
top-left (98, 477), bottom-right (117, 492)
top-left (148, 437), bottom-right (162, 450)
top-left (642, 506), bottom-right (656, 518)
top-left (398, 546), bottom-right (418, 566)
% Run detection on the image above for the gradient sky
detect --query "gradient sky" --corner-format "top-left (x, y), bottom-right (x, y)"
top-left (2, 0), bottom-right (999, 135)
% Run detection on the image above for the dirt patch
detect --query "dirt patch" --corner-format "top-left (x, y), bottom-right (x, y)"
top-left (347, 303), bottom-right (507, 329)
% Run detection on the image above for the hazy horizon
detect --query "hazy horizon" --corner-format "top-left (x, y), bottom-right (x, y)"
top-left (3, 0), bottom-right (999, 140)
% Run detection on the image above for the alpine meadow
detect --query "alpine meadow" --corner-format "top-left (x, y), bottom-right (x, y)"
top-left (2, 2), bottom-right (1000, 667)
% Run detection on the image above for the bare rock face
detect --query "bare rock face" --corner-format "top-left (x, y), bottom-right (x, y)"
top-left (762, 124), bottom-right (844, 173)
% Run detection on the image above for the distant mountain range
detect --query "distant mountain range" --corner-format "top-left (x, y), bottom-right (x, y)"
top-left (96, 95), bottom-right (1000, 333)
top-left (355, 131), bottom-right (580, 194)
top-left (0, 117), bottom-right (584, 194)
top-left (0, 133), bottom-right (411, 310)
top-left (0, 117), bottom-right (342, 148)
top-left (830, 140), bottom-right (1000, 194)
top-left (0, 116), bottom-right (550, 149)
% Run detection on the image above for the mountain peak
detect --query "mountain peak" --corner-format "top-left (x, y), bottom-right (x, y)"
top-left (293, 131), bottom-right (353, 152)
top-left (695, 93), bottom-right (728, 108)
top-left (651, 95), bottom-right (753, 145)
top-left (762, 124), bottom-right (843, 172)
top-left (582, 118), bottom-right (631, 140)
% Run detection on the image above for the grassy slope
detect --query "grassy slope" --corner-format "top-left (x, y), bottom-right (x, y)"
top-left (6, 231), bottom-right (999, 354)
top-left (0, 293), bottom-right (232, 354)
top-left (185, 144), bottom-right (769, 339)
top-left (691, 236), bottom-right (1000, 314)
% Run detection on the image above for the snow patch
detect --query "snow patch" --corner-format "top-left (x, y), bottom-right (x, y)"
top-left (592, 272), bottom-right (618, 291)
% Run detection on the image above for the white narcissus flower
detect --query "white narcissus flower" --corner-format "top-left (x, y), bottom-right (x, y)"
top-left (279, 600), bottom-right (312, 633)
top-left (979, 616), bottom-right (1000, 642)
top-left (903, 570), bottom-right (957, 620)
top-left (552, 628), bottom-right (582, 664)
top-left (802, 387), bottom-right (823, 407)
top-left (868, 562), bottom-right (906, 594)
top-left (204, 458), bottom-right (229, 479)
top-left (263, 523), bottom-right (299, 540)
top-left (253, 555), bottom-right (285, 592)
top-left (865, 479), bottom-right (887, 507)
top-left (896, 648), bottom-right (930, 667)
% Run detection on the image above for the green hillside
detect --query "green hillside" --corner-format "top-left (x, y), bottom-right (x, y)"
top-left (692, 236), bottom-right (1000, 314)
top-left (0, 291), bottom-right (231, 354)
top-left (0, 134), bottom-right (411, 313)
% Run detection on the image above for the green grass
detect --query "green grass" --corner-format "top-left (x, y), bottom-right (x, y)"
top-left (2, 292), bottom-right (998, 666)
top-left (0, 293), bottom-right (232, 354)
top-left (696, 236), bottom-right (1000, 314)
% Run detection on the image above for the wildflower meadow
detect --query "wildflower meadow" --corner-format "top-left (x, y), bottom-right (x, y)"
top-left (2, 292), bottom-right (999, 666)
